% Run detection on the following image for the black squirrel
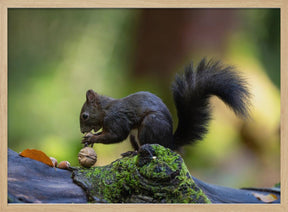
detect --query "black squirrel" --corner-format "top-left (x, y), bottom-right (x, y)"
top-left (80, 58), bottom-right (250, 151)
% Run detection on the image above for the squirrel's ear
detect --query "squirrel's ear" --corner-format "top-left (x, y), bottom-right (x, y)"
top-left (86, 89), bottom-right (100, 105)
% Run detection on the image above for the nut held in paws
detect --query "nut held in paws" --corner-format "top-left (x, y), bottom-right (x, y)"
top-left (78, 147), bottom-right (97, 168)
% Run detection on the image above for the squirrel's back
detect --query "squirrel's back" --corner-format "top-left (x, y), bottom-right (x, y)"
top-left (112, 91), bottom-right (173, 127)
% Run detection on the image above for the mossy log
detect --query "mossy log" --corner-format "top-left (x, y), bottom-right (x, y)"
top-left (8, 144), bottom-right (280, 203)
top-left (73, 144), bottom-right (210, 203)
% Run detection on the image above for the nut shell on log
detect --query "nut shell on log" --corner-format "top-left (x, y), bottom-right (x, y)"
top-left (49, 157), bottom-right (58, 167)
top-left (78, 147), bottom-right (97, 168)
top-left (58, 161), bottom-right (70, 169)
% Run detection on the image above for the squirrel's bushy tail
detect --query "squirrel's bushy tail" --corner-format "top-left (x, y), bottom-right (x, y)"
top-left (172, 58), bottom-right (251, 149)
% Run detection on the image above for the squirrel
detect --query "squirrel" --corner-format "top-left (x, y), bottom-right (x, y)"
top-left (80, 58), bottom-right (250, 151)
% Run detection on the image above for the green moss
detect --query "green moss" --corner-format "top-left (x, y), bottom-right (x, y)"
top-left (72, 144), bottom-right (211, 203)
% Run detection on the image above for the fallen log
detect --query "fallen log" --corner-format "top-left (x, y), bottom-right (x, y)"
top-left (8, 144), bottom-right (280, 204)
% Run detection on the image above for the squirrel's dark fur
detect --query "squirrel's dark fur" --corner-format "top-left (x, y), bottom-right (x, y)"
top-left (80, 58), bottom-right (250, 151)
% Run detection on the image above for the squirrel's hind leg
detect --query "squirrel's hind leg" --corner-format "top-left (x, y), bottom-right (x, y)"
top-left (138, 113), bottom-right (174, 149)
top-left (121, 133), bottom-right (139, 157)
top-left (130, 134), bottom-right (140, 151)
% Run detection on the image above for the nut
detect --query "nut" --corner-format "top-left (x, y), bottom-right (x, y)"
top-left (78, 147), bottom-right (97, 168)
top-left (85, 132), bottom-right (94, 137)
top-left (49, 157), bottom-right (58, 167)
top-left (58, 161), bottom-right (70, 169)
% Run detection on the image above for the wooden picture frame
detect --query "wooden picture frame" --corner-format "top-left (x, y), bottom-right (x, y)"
top-left (1, 1), bottom-right (287, 211)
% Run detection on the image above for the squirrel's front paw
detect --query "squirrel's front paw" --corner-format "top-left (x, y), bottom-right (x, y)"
top-left (82, 133), bottom-right (96, 147)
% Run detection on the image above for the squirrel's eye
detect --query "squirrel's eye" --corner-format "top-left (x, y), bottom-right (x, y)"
top-left (82, 112), bottom-right (89, 120)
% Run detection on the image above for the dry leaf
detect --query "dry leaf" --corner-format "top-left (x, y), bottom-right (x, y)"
top-left (252, 192), bottom-right (278, 203)
top-left (19, 149), bottom-right (54, 167)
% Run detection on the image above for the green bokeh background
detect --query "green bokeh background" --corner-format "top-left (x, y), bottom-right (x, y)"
top-left (8, 9), bottom-right (280, 188)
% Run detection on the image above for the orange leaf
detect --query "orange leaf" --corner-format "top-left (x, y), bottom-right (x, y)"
top-left (19, 149), bottom-right (54, 167)
top-left (252, 192), bottom-right (278, 203)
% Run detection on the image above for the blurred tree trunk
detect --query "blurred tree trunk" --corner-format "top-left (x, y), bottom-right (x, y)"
top-left (133, 9), bottom-right (237, 78)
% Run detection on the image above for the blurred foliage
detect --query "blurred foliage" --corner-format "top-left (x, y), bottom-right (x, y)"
top-left (8, 8), bottom-right (138, 164)
top-left (8, 9), bottom-right (280, 188)
top-left (244, 9), bottom-right (280, 88)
